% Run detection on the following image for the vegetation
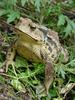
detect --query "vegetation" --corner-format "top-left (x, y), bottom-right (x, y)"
top-left (0, 0), bottom-right (75, 99)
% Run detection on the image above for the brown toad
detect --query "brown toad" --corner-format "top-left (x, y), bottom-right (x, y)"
top-left (4, 17), bottom-right (69, 94)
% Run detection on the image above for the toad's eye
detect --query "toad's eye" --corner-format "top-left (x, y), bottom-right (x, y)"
top-left (29, 24), bottom-right (36, 31)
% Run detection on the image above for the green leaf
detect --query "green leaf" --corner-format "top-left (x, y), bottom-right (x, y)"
top-left (64, 67), bottom-right (75, 75)
top-left (0, 9), bottom-right (7, 16)
top-left (11, 79), bottom-right (26, 92)
top-left (55, 64), bottom-right (66, 79)
top-left (0, 76), bottom-right (5, 83)
top-left (21, 0), bottom-right (28, 6)
top-left (53, 98), bottom-right (63, 100)
top-left (70, 20), bottom-right (75, 33)
top-left (32, 80), bottom-right (40, 85)
top-left (67, 59), bottom-right (75, 67)
top-left (49, 88), bottom-right (58, 97)
top-left (59, 67), bottom-right (66, 79)
top-left (15, 56), bottom-right (28, 68)
top-left (35, 0), bottom-right (41, 11)
top-left (12, 0), bottom-right (17, 5)
top-left (64, 24), bottom-right (72, 37)
top-left (7, 10), bottom-right (20, 23)
top-left (57, 14), bottom-right (66, 26)
top-left (10, 0), bottom-right (17, 5)
top-left (59, 53), bottom-right (64, 62)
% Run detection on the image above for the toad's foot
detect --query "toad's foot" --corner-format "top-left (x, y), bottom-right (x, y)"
top-left (2, 60), bottom-right (16, 75)
top-left (1, 46), bottom-right (16, 75)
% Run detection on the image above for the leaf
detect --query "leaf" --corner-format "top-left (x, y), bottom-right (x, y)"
top-left (67, 59), bottom-right (75, 66)
top-left (64, 24), bottom-right (72, 37)
top-left (55, 64), bottom-right (66, 79)
top-left (21, 0), bottom-right (28, 6)
top-left (32, 80), bottom-right (40, 85)
top-left (70, 20), bottom-right (75, 33)
top-left (11, 79), bottom-right (26, 92)
top-left (35, 0), bottom-right (41, 11)
top-left (53, 97), bottom-right (63, 100)
top-left (59, 53), bottom-right (64, 62)
top-left (12, 0), bottom-right (17, 5)
top-left (59, 67), bottom-right (66, 79)
top-left (0, 76), bottom-right (5, 83)
top-left (7, 10), bottom-right (20, 23)
top-left (0, 9), bottom-right (7, 16)
top-left (64, 67), bottom-right (75, 75)
top-left (57, 14), bottom-right (66, 26)
top-left (9, 0), bottom-right (17, 5)
top-left (15, 56), bottom-right (28, 68)
top-left (49, 88), bottom-right (58, 97)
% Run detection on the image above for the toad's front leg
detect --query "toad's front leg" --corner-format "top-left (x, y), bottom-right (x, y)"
top-left (3, 44), bottom-right (16, 73)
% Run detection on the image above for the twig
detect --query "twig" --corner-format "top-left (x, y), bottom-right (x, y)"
top-left (0, 72), bottom-right (16, 79)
